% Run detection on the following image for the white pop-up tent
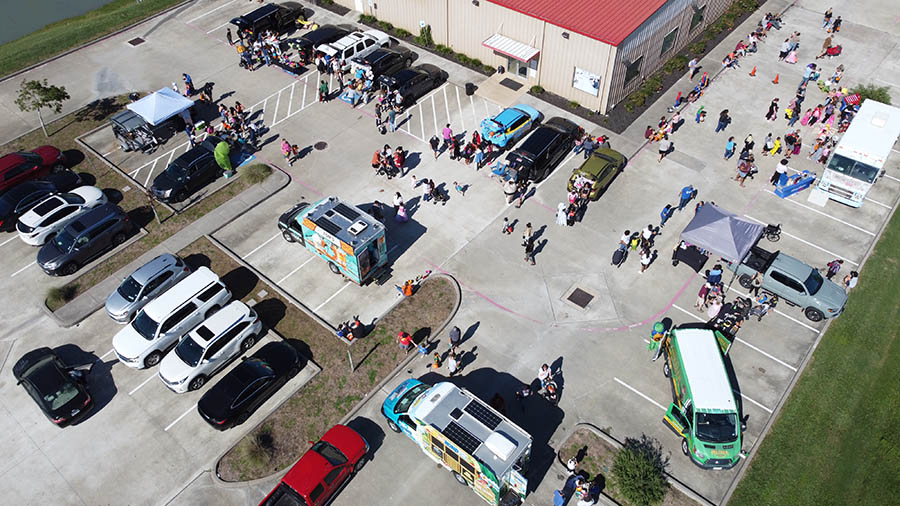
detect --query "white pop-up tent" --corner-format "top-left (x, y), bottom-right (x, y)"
top-left (680, 204), bottom-right (764, 263)
top-left (126, 87), bottom-right (194, 126)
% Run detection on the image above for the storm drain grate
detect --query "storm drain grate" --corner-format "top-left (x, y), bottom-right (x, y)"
top-left (314, 141), bottom-right (328, 150)
top-left (499, 78), bottom-right (523, 91)
top-left (127, 37), bottom-right (145, 47)
top-left (567, 288), bottom-right (594, 308)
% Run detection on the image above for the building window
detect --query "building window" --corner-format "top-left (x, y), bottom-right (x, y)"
top-left (624, 56), bottom-right (643, 86)
top-left (660, 28), bottom-right (679, 55)
top-left (690, 5), bottom-right (706, 32)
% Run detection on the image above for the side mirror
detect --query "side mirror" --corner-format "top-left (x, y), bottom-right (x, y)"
top-left (241, 356), bottom-right (249, 361)
top-left (70, 362), bottom-right (95, 373)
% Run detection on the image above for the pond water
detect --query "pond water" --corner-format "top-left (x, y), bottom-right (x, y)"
top-left (0, 0), bottom-right (116, 45)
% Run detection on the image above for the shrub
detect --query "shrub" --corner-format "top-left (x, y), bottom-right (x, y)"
top-left (530, 85), bottom-right (545, 94)
top-left (434, 44), bottom-right (453, 55)
top-left (47, 284), bottom-right (78, 307)
top-left (240, 163), bottom-right (273, 185)
top-left (470, 58), bottom-right (483, 68)
top-left (456, 53), bottom-right (470, 65)
top-left (377, 21), bottom-right (394, 32)
top-left (568, 100), bottom-right (580, 109)
top-left (484, 64), bottom-right (495, 73)
top-left (415, 25), bottom-right (434, 47)
top-left (689, 41), bottom-right (707, 54)
top-left (852, 83), bottom-right (892, 105)
top-left (610, 435), bottom-right (669, 506)
top-left (358, 14), bottom-right (376, 24)
top-left (395, 28), bottom-right (411, 38)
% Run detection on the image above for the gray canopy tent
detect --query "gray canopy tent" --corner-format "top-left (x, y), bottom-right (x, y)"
top-left (680, 204), bottom-right (764, 264)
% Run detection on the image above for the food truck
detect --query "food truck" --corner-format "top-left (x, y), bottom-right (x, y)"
top-left (382, 380), bottom-right (531, 505)
top-left (277, 196), bottom-right (387, 284)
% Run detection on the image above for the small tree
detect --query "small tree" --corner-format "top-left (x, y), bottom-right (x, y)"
top-left (851, 83), bottom-right (892, 105)
top-left (610, 435), bottom-right (669, 506)
top-left (15, 79), bottom-right (71, 137)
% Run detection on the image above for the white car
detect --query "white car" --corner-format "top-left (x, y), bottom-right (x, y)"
top-left (158, 301), bottom-right (261, 393)
top-left (316, 29), bottom-right (390, 72)
top-left (16, 186), bottom-right (107, 245)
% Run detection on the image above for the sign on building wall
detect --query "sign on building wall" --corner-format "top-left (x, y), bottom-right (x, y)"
top-left (572, 67), bottom-right (601, 97)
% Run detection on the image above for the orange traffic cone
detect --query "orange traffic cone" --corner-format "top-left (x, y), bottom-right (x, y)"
top-left (772, 73), bottom-right (779, 84)
top-left (749, 66), bottom-right (757, 77)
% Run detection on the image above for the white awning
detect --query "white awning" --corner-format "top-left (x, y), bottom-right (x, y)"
top-left (482, 33), bottom-right (540, 62)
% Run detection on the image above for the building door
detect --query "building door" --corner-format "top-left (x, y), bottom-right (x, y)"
top-left (355, 0), bottom-right (363, 13)
top-left (507, 56), bottom-right (528, 78)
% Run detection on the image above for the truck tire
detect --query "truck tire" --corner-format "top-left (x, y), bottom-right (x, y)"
top-left (387, 419), bottom-right (401, 433)
top-left (328, 262), bottom-right (341, 275)
top-left (451, 471), bottom-right (467, 486)
top-left (804, 307), bottom-right (824, 322)
top-left (738, 274), bottom-right (753, 289)
top-left (681, 438), bottom-right (690, 456)
top-left (663, 361), bottom-right (671, 378)
top-left (282, 229), bottom-right (295, 243)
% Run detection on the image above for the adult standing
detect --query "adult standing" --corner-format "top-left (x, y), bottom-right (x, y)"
top-left (226, 28), bottom-right (234, 46)
top-left (524, 236), bottom-right (536, 265)
top-left (430, 135), bottom-right (440, 159)
top-left (842, 270), bottom-right (858, 290)
top-left (503, 179), bottom-right (517, 204)
top-left (724, 136), bottom-right (736, 160)
top-left (823, 7), bottom-right (833, 29)
top-left (392, 192), bottom-right (403, 215)
top-left (441, 124), bottom-right (453, 151)
top-left (388, 107), bottom-right (397, 133)
top-left (678, 185), bottom-right (695, 211)
top-left (448, 326), bottom-right (461, 353)
top-left (582, 136), bottom-right (595, 159)
top-left (660, 204), bottom-right (674, 228)
top-left (825, 259), bottom-right (843, 280)
top-left (779, 39), bottom-right (791, 61)
top-left (639, 248), bottom-right (652, 273)
top-left (657, 135), bottom-right (673, 163)
top-left (688, 58), bottom-right (699, 79)
top-left (765, 98), bottom-right (779, 121)
top-left (281, 139), bottom-right (293, 166)
top-left (771, 158), bottom-right (788, 185)
top-left (522, 222), bottom-right (533, 244)
top-left (830, 16), bottom-right (842, 33)
top-left (715, 110), bottom-right (732, 133)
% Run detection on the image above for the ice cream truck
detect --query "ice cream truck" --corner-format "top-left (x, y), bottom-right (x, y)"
top-left (382, 380), bottom-right (531, 505)
top-left (277, 196), bottom-right (388, 284)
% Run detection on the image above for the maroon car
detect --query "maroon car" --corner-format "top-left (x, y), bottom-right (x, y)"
top-left (0, 146), bottom-right (66, 193)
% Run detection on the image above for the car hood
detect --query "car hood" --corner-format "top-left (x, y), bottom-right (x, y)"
top-left (480, 118), bottom-right (505, 136)
top-left (152, 171), bottom-right (179, 192)
top-left (37, 239), bottom-right (69, 267)
top-left (71, 186), bottom-right (107, 207)
top-left (32, 145), bottom-right (62, 166)
top-left (105, 289), bottom-right (134, 319)
top-left (815, 278), bottom-right (848, 310)
top-left (159, 350), bottom-right (193, 383)
top-left (113, 323), bottom-right (153, 360)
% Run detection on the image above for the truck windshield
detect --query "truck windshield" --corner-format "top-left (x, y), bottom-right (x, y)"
top-left (804, 269), bottom-right (824, 295)
top-left (696, 412), bottom-right (738, 443)
top-left (826, 154), bottom-right (880, 184)
top-left (394, 384), bottom-right (429, 414)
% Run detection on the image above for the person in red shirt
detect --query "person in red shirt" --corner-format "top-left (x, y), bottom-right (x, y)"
top-left (397, 331), bottom-right (412, 353)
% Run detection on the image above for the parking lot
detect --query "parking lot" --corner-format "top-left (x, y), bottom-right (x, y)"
top-left (2, 0), bottom-right (900, 505)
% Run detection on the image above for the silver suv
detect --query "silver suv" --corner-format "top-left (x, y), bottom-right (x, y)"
top-left (105, 254), bottom-right (192, 323)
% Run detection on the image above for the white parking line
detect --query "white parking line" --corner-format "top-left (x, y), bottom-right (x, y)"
top-left (164, 402), bottom-right (198, 431)
top-left (736, 390), bottom-right (774, 413)
top-left (147, 150), bottom-right (174, 187)
top-left (99, 348), bottom-right (116, 361)
top-left (128, 373), bottom-right (157, 396)
top-left (442, 86), bottom-right (451, 131)
top-left (187, 0), bottom-right (237, 23)
top-left (614, 377), bottom-right (666, 411)
top-left (726, 288), bottom-right (823, 333)
top-left (880, 173), bottom-right (899, 182)
top-left (469, 94), bottom-right (477, 128)
top-left (277, 256), bottom-right (316, 284)
top-left (314, 282), bottom-right (353, 312)
top-left (483, 98), bottom-right (490, 117)
top-left (419, 103), bottom-right (425, 141)
top-left (743, 215), bottom-right (858, 266)
top-left (206, 21), bottom-right (230, 35)
top-left (431, 95), bottom-right (438, 137)
top-left (0, 235), bottom-right (18, 248)
top-left (10, 261), bottom-right (35, 277)
top-left (670, 304), bottom-right (799, 371)
top-left (288, 81), bottom-right (295, 115)
top-left (243, 232), bottom-right (281, 258)
top-left (272, 89), bottom-right (282, 125)
top-left (455, 86), bottom-right (465, 132)
top-left (864, 196), bottom-right (892, 209)
top-left (766, 190), bottom-right (875, 236)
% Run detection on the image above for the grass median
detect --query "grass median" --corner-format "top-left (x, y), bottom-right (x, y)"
top-left (729, 210), bottom-right (900, 505)
top-left (176, 237), bottom-right (459, 481)
top-left (0, 0), bottom-right (184, 77)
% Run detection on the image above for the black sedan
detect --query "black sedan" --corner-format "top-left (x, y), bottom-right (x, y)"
top-left (151, 136), bottom-right (224, 203)
top-left (376, 64), bottom-right (444, 107)
top-left (197, 341), bottom-right (304, 430)
top-left (0, 170), bottom-right (82, 231)
top-left (13, 347), bottom-right (93, 427)
top-left (280, 24), bottom-right (351, 62)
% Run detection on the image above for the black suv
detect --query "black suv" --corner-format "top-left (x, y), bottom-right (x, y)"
top-left (151, 136), bottom-right (224, 203)
top-left (281, 24), bottom-right (351, 62)
top-left (505, 117), bottom-right (581, 182)
top-left (351, 47), bottom-right (413, 79)
top-left (376, 64), bottom-right (444, 107)
top-left (37, 202), bottom-right (131, 276)
top-left (230, 2), bottom-right (306, 36)
top-left (0, 170), bottom-right (81, 231)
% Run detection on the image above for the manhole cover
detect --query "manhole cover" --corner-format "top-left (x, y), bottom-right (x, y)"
top-left (499, 78), bottom-right (524, 91)
top-left (314, 141), bottom-right (328, 150)
top-left (567, 288), bottom-right (594, 308)
top-left (127, 37), bottom-right (145, 47)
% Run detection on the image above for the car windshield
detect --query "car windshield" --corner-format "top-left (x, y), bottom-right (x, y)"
top-left (165, 162), bottom-right (189, 182)
top-left (804, 269), bottom-right (824, 295)
top-left (826, 154), bottom-right (880, 184)
top-left (54, 229), bottom-right (77, 252)
top-left (394, 383), bottom-right (429, 414)
top-left (175, 336), bottom-right (205, 367)
top-left (695, 412), bottom-right (738, 443)
top-left (61, 193), bottom-right (86, 205)
top-left (43, 381), bottom-right (80, 411)
top-left (311, 441), bottom-right (348, 466)
top-left (132, 311), bottom-right (159, 340)
top-left (117, 276), bottom-right (143, 302)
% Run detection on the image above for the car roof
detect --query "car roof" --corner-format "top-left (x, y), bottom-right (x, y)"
top-left (0, 152), bottom-right (27, 172)
top-left (302, 24), bottom-right (346, 44)
top-left (174, 145), bottom-right (214, 166)
top-left (516, 124), bottom-right (563, 157)
top-left (187, 301), bottom-right (251, 346)
top-left (494, 108), bottom-right (525, 125)
top-left (359, 47), bottom-right (393, 64)
top-left (577, 151), bottom-right (618, 178)
top-left (544, 116), bottom-right (579, 133)
top-left (130, 253), bottom-right (180, 284)
top-left (1, 180), bottom-right (55, 202)
top-left (239, 3), bottom-right (280, 23)
top-left (63, 203), bottom-right (123, 233)
top-left (140, 266), bottom-right (219, 319)
top-left (282, 425), bottom-right (362, 493)
top-left (771, 252), bottom-right (814, 278)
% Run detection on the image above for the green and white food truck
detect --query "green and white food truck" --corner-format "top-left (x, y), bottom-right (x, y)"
top-left (658, 326), bottom-right (743, 469)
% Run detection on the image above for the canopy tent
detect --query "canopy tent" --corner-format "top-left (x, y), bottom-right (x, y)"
top-left (126, 87), bottom-right (194, 126)
top-left (680, 204), bottom-right (764, 263)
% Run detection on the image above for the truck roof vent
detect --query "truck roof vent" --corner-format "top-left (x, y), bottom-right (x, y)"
top-left (348, 220), bottom-right (368, 236)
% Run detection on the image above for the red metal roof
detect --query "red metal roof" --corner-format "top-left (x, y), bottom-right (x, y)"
top-left (485, 0), bottom-right (666, 46)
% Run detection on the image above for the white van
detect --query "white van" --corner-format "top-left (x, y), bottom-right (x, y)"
top-left (113, 266), bottom-right (231, 369)
top-left (316, 29), bottom-right (390, 71)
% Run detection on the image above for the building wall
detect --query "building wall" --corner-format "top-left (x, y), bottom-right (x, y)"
top-left (446, 0), bottom-right (544, 72)
top-left (538, 23), bottom-right (616, 112)
top-left (365, 0), bottom-right (450, 48)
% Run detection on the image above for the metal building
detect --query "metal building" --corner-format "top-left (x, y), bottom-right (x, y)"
top-left (340, 0), bottom-right (738, 112)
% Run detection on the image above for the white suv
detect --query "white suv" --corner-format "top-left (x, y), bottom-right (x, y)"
top-left (113, 267), bottom-right (231, 369)
top-left (316, 29), bottom-right (390, 71)
top-left (17, 186), bottom-right (107, 245)
top-left (158, 301), bottom-right (262, 393)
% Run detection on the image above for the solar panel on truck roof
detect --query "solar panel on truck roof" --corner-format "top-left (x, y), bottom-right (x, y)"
top-left (314, 216), bottom-right (341, 236)
top-left (444, 421), bottom-right (481, 455)
top-left (464, 400), bottom-right (502, 430)
top-left (334, 202), bottom-right (360, 220)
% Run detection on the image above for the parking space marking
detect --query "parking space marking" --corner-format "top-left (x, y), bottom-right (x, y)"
top-left (765, 190), bottom-right (875, 237)
top-left (743, 215), bottom-right (859, 266)
top-left (10, 261), bottom-right (35, 277)
top-left (186, 0), bottom-right (238, 23)
top-left (148, 150), bottom-right (175, 187)
top-left (483, 98), bottom-right (490, 117)
top-left (882, 173), bottom-right (900, 182)
top-left (289, 80), bottom-right (296, 114)
top-left (419, 103), bottom-right (425, 140)
top-left (272, 89), bottom-right (282, 125)
top-left (736, 390), bottom-right (774, 413)
top-left (164, 402), bottom-right (198, 431)
top-left (243, 232), bottom-right (280, 258)
top-left (314, 282), bottom-right (352, 312)
top-left (726, 288), bottom-right (822, 333)
top-left (128, 373), bottom-right (157, 396)
top-left (0, 236), bottom-right (18, 248)
top-left (277, 256), bottom-right (316, 284)
top-left (469, 94), bottom-right (477, 128)
top-left (99, 348), bottom-right (116, 361)
top-left (614, 377), bottom-right (666, 411)
top-left (431, 94), bottom-right (438, 136)
top-left (206, 21), bottom-right (230, 35)
top-left (864, 196), bottom-right (892, 209)
top-left (455, 86), bottom-right (465, 132)
top-left (442, 86), bottom-right (451, 131)
top-left (670, 304), bottom-right (799, 372)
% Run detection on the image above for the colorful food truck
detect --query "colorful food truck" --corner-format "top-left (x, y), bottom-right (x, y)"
top-left (382, 380), bottom-right (531, 505)
top-left (277, 196), bottom-right (387, 284)
top-left (659, 326), bottom-right (743, 469)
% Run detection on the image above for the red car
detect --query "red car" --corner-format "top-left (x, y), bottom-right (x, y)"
top-left (259, 424), bottom-right (369, 506)
top-left (0, 146), bottom-right (66, 194)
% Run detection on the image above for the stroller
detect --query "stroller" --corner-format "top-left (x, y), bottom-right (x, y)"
top-left (612, 243), bottom-right (627, 267)
top-left (825, 45), bottom-right (843, 58)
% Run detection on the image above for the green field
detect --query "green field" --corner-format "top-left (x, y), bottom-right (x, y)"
top-left (729, 210), bottom-right (900, 505)
top-left (0, 0), bottom-right (183, 78)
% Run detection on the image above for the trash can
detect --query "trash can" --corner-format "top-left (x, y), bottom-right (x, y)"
top-left (465, 82), bottom-right (476, 96)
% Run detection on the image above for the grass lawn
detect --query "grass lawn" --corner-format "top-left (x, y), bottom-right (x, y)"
top-left (176, 237), bottom-right (458, 481)
top-left (0, 0), bottom-right (184, 77)
top-left (729, 212), bottom-right (900, 505)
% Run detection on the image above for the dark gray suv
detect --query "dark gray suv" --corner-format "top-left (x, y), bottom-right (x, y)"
top-left (37, 203), bottom-right (131, 276)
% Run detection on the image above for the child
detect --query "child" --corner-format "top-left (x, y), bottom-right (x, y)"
top-left (454, 181), bottom-right (466, 195)
top-left (432, 352), bottom-right (441, 370)
top-left (502, 217), bottom-right (513, 235)
top-left (410, 174), bottom-right (420, 188)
